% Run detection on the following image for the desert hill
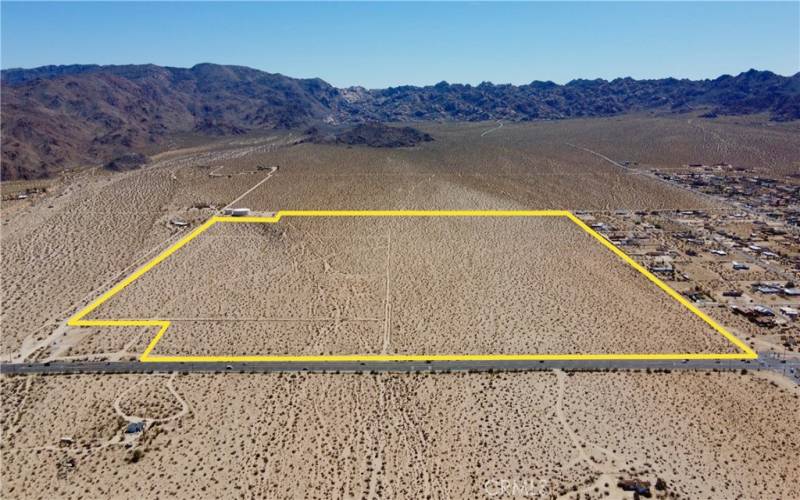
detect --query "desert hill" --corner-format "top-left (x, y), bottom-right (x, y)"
top-left (303, 123), bottom-right (434, 148)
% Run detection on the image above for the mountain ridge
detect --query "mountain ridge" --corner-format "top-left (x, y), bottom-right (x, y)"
top-left (2, 63), bottom-right (798, 180)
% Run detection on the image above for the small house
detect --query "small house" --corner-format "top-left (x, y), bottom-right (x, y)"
top-left (753, 305), bottom-right (774, 317)
top-left (223, 208), bottom-right (251, 217)
top-left (780, 306), bottom-right (798, 319)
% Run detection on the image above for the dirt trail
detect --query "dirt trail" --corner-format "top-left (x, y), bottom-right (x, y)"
top-left (12, 228), bottom-right (189, 363)
top-left (9, 143), bottom-right (285, 363)
top-left (222, 166), bottom-right (278, 210)
top-left (113, 372), bottom-right (189, 424)
top-left (566, 141), bottom-right (726, 209)
top-left (554, 370), bottom-right (642, 499)
top-left (565, 142), bottom-right (635, 172)
top-left (555, 370), bottom-right (627, 473)
top-left (480, 120), bottom-right (503, 137)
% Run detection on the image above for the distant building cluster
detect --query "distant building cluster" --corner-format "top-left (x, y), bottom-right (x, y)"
top-left (655, 171), bottom-right (800, 228)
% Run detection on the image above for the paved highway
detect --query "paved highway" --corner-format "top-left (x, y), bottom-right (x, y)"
top-left (2, 354), bottom-right (798, 384)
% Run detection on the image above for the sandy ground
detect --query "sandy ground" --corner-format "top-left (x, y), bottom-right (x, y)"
top-left (2, 371), bottom-right (798, 499)
top-left (5, 118), bottom-right (789, 361)
top-left (544, 115), bottom-right (800, 177)
top-left (227, 122), bottom-right (727, 212)
top-left (89, 217), bottom-right (739, 357)
top-left (0, 134), bottom-right (290, 359)
top-left (2, 117), bottom-right (798, 498)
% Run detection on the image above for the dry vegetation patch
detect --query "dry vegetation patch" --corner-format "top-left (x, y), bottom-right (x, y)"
top-left (2, 371), bottom-right (798, 499)
top-left (85, 216), bottom-right (741, 358)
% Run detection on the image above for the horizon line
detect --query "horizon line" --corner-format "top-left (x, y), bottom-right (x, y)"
top-left (2, 62), bottom-right (798, 90)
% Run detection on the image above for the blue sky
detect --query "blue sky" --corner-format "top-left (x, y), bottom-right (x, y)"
top-left (2, 2), bottom-right (798, 88)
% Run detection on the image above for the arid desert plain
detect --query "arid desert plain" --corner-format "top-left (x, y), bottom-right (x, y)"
top-left (2, 116), bottom-right (800, 498)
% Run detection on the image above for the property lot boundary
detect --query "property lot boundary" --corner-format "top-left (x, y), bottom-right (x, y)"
top-left (67, 210), bottom-right (757, 362)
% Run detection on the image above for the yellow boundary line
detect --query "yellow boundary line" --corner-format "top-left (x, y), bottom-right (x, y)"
top-left (67, 210), bottom-right (757, 362)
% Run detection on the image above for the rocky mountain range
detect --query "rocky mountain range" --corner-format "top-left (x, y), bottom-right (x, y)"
top-left (2, 63), bottom-right (798, 180)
